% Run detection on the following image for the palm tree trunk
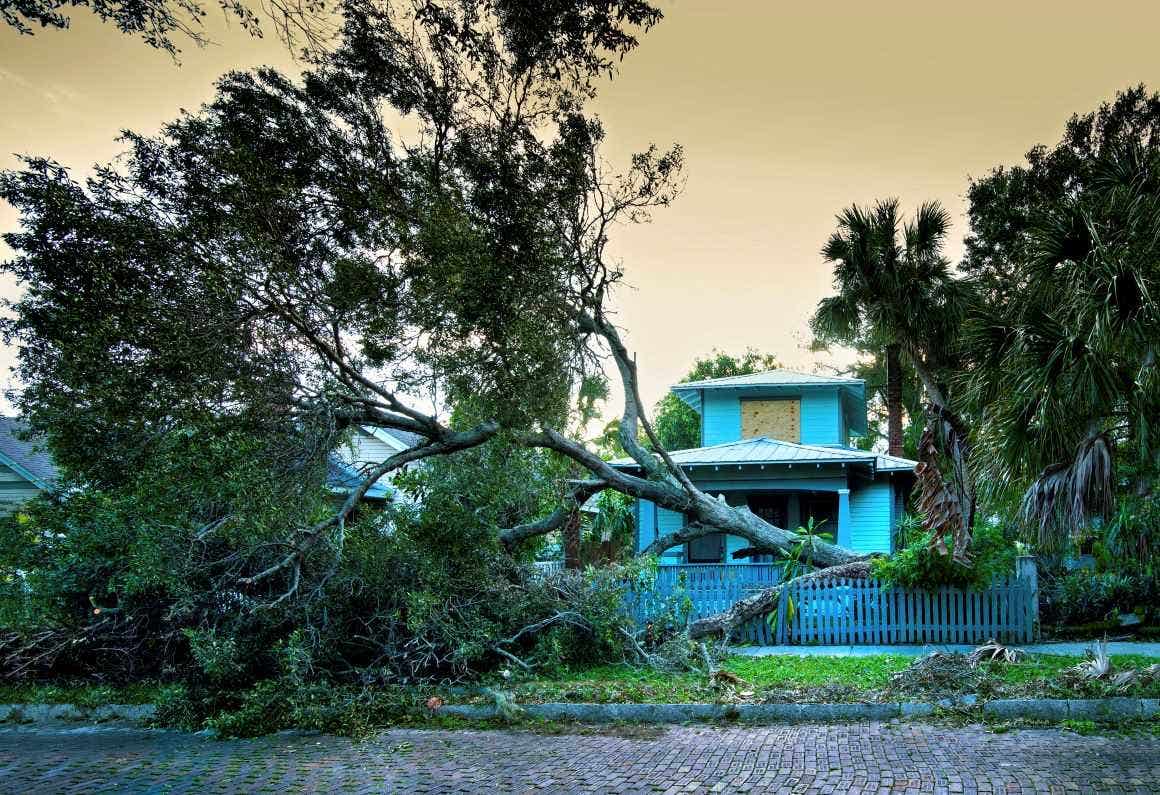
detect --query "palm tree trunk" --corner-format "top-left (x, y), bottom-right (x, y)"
top-left (886, 343), bottom-right (904, 457)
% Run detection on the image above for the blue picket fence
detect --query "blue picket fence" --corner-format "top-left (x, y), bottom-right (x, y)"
top-left (628, 564), bottom-right (1037, 646)
top-left (625, 563), bottom-right (782, 631)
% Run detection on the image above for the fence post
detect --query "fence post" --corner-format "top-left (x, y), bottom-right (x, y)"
top-left (1016, 555), bottom-right (1039, 641)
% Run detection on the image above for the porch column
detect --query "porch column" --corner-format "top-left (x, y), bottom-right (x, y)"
top-left (836, 488), bottom-right (852, 548)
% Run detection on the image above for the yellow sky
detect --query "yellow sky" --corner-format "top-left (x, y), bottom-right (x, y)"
top-left (3, 1), bottom-right (1160, 416)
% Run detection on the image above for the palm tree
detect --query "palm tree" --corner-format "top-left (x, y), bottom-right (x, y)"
top-left (811, 199), bottom-right (958, 457)
top-left (960, 143), bottom-right (1160, 550)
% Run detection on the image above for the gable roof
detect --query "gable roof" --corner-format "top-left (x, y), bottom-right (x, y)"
top-left (361, 425), bottom-right (426, 451)
top-left (326, 457), bottom-right (399, 501)
top-left (0, 417), bottom-right (59, 491)
top-left (610, 436), bottom-right (916, 474)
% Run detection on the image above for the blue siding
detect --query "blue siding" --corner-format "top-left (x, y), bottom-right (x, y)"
top-left (848, 478), bottom-right (893, 553)
top-left (636, 498), bottom-right (655, 553)
top-left (800, 389), bottom-right (842, 445)
top-left (636, 499), bottom-right (684, 561)
top-left (702, 392), bottom-right (741, 445)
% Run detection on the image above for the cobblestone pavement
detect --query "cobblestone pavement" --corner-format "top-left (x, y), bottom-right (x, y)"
top-left (0, 721), bottom-right (1157, 794)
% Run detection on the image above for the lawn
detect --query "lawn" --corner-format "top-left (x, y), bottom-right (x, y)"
top-left (482, 652), bottom-right (1160, 705)
top-left (2, 653), bottom-right (1157, 711)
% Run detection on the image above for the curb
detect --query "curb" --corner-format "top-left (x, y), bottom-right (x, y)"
top-left (0, 703), bottom-right (157, 724)
top-left (2, 698), bottom-right (1156, 727)
top-left (442, 701), bottom-right (931, 723)
top-left (442, 698), bottom-right (1160, 724)
top-left (983, 698), bottom-right (1159, 722)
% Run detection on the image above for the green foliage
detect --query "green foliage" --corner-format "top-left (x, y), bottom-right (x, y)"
top-left (651, 349), bottom-right (780, 450)
top-left (1040, 569), bottom-right (1160, 627)
top-left (961, 86), bottom-right (1160, 544)
top-left (871, 521), bottom-right (1018, 590)
top-left (0, 423), bottom-right (329, 642)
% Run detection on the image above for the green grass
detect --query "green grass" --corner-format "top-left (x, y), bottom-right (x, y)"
top-left (485, 652), bottom-right (1160, 705)
top-left (489, 655), bottom-right (916, 705)
top-left (0, 680), bottom-right (178, 707)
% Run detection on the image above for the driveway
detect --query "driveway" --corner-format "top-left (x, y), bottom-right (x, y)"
top-left (0, 721), bottom-right (1156, 793)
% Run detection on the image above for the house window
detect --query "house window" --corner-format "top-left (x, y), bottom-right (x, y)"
top-left (687, 532), bottom-right (725, 563)
top-left (745, 494), bottom-right (787, 563)
top-left (740, 398), bottom-right (800, 442)
top-left (804, 493), bottom-right (838, 532)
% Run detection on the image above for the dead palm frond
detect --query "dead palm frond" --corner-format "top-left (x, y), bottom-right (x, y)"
top-left (915, 427), bottom-right (971, 564)
top-left (968, 639), bottom-right (1025, 665)
top-left (1021, 432), bottom-right (1114, 552)
top-left (1070, 640), bottom-right (1113, 680)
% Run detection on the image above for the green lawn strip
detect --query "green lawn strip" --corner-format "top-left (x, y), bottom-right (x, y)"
top-left (0, 680), bottom-right (179, 707)
top-left (489, 653), bottom-right (1160, 705)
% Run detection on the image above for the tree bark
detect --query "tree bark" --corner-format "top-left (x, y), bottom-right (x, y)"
top-left (886, 343), bottom-right (904, 457)
top-left (563, 505), bottom-right (581, 570)
top-left (687, 560), bottom-right (873, 639)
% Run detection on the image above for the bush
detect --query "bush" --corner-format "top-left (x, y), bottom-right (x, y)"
top-left (871, 521), bottom-right (1018, 590)
top-left (1040, 569), bottom-right (1159, 627)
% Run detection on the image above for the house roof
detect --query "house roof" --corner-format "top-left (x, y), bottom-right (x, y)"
top-left (326, 457), bottom-right (398, 501)
top-left (361, 425), bottom-right (426, 451)
top-left (610, 436), bottom-right (916, 474)
top-left (670, 370), bottom-right (866, 432)
top-left (0, 417), bottom-right (59, 490)
top-left (674, 369), bottom-right (862, 391)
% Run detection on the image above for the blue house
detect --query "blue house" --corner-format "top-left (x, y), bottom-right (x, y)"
top-left (612, 370), bottom-right (916, 565)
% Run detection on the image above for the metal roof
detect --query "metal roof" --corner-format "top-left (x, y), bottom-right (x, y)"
top-left (675, 369), bottom-right (862, 391)
top-left (0, 417), bottom-right (59, 490)
top-left (671, 370), bottom-right (865, 425)
top-left (874, 452), bottom-right (920, 472)
top-left (610, 436), bottom-right (916, 473)
top-left (326, 457), bottom-right (398, 500)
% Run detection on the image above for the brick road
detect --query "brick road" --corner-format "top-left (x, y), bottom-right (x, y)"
top-left (0, 722), bottom-right (1156, 794)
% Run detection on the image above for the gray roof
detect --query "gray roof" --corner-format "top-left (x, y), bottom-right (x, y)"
top-left (610, 436), bottom-right (916, 473)
top-left (675, 369), bottom-right (862, 390)
top-left (326, 457), bottom-right (397, 500)
top-left (875, 452), bottom-right (921, 472)
top-left (0, 417), bottom-right (59, 489)
top-left (379, 426), bottom-right (425, 448)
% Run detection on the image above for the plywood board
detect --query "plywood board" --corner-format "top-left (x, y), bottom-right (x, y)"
top-left (740, 398), bottom-right (800, 442)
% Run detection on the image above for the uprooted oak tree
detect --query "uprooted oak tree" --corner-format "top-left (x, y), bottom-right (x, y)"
top-left (2, 0), bottom-right (869, 649)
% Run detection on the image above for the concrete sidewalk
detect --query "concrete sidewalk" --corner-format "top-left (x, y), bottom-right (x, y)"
top-left (731, 641), bottom-right (1160, 657)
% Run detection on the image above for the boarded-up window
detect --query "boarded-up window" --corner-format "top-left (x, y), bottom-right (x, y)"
top-left (740, 398), bottom-right (800, 442)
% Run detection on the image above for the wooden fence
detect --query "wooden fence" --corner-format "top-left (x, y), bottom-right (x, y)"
top-left (629, 562), bottom-right (1038, 646)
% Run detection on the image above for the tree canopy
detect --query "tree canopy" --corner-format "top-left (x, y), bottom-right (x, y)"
top-left (959, 86), bottom-right (1160, 549)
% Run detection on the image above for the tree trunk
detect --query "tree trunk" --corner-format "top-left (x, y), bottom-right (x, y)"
top-left (563, 505), bottom-right (581, 570)
top-left (886, 343), bottom-right (904, 457)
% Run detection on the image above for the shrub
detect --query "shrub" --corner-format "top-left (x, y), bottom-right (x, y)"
top-left (871, 521), bottom-right (1018, 590)
top-left (1040, 569), bottom-right (1159, 627)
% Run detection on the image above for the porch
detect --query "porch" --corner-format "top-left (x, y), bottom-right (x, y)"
top-left (642, 487), bottom-right (858, 565)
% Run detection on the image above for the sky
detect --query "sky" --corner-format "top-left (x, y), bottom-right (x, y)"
top-left (3, 1), bottom-right (1160, 418)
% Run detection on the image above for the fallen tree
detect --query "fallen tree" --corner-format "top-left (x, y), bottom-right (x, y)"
top-left (2, 0), bottom-right (869, 616)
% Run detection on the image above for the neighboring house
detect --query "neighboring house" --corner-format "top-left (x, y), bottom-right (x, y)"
top-left (0, 417), bottom-right (59, 515)
top-left (611, 370), bottom-right (917, 565)
top-left (327, 425), bottom-right (425, 503)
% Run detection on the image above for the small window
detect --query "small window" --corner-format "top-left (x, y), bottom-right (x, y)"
top-left (687, 532), bottom-right (725, 563)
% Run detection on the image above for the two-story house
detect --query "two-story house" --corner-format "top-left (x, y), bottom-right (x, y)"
top-left (611, 370), bottom-right (916, 565)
